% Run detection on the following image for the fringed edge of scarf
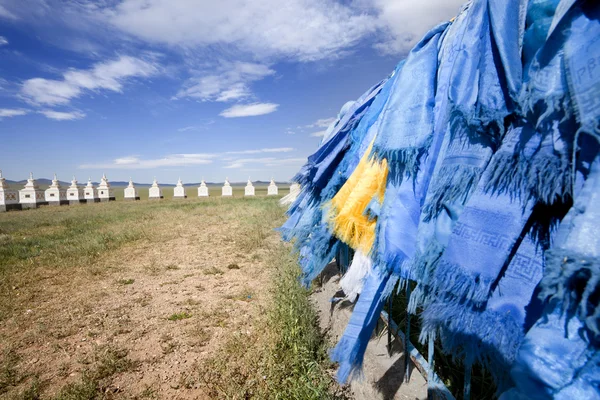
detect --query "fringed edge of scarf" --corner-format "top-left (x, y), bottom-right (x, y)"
top-left (449, 106), bottom-right (506, 149)
top-left (484, 148), bottom-right (573, 205)
top-left (519, 90), bottom-right (572, 129)
top-left (419, 300), bottom-right (522, 393)
top-left (298, 230), bottom-right (339, 287)
top-left (369, 141), bottom-right (431, 185)
top-left (422, 163), bottom-right (483, 222)
top-left (407, 240), bottom-right (446, 312)
top-left (538, 249), bottom-right (600, 344)
top-left (421, 258), bottom-right (497, 306)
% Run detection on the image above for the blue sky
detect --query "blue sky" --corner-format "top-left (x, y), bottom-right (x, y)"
top-left (0, 0), bottom-right (462, 183)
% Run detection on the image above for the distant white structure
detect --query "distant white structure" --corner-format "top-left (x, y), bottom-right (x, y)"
top-left (19, 172), bottom-right (46, 209)
top-left (198, 179), bottom-right (209, 197)
top-left (149, 177), bottom-right (163, 200)
top-left (267, 178), bottom-right (278, 195)
top-left (66, 176), bottom-right (84, 205)
top-left (84, 177), bottom-right (99, 203)
top-left (0, 170), bottom-right (21, 212)
top-left (97, 173), bottom-right (115, 202)
top-left (45, 173), bottom-right (68, 206)
top-left (173, 177), bottom-right (187, 199)
top-left (244, 178), bottom-right (255, 196)
top-left (222, 177), bottom-right (233, 197)
top-left (124, 178), bottom-right (139, 201)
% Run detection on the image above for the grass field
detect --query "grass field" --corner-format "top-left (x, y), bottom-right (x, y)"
top-left (0, 195), bottom-right (340, 399)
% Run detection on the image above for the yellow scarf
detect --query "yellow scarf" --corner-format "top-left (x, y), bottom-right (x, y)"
top-left (329, 141), bottom-right (388, 254)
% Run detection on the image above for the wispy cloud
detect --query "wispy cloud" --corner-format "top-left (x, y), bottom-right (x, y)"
top-left (20, 55), bottom-right (160, 106)
top-left (225, 147), bottom-right (293, 155)
top-left (310, 130), bottom-right (327, 137)
top-left (177, 126), bottom-right (199, 132)
top-left (0, 36), bottom-right (8, 46)
top-left (38, 110), bottom-right (86, 121)
top-left (0, 108), bottom-right (28, 119)
top-left (79, 153), bottom-right (217, 169)
top-left (175, 62), bottom-right (274, 102)
top-left (224, 157), bottom-right (306, 169)
top-left (220, 103), bottom-right (279, 118)
top-left (79, 148), bottom-right (295, 169)
top-left (306, 117), bottom-right (336, 129)
top-left (0, 5), bottom-right (17, 20)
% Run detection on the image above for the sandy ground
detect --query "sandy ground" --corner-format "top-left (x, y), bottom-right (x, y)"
top-left (311, 263), bottom-right (427, 400)
top-left (0, 202), bottom-right (276, 399)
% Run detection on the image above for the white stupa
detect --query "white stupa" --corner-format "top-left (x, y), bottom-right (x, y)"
top-left (198, 179), bottom-right (209, 197)
top-left (149, 177), bottom-right (163, 200)
top-left (0, 170), bottom-right (21, 212)
top-left (124, 178), bottom-right (139, 201)
top-left (97, 173), bottom-right (115, 202)
top-left (222, 177), bottom-right (232, 197)
top-left (84, 177), bottom-right (99, 203)
top-left (244, 177), bottom-right (255, 196)
top-left (267, 178), bottom-right (278, 195)
top-left (173, 177), bottom-right (187, 199)
top-left (19, 172), bottom-right (46, 209)
top-left (45, 173), bottom-right (68, 206)
top-left (66, 176), bottom-right (84, 204)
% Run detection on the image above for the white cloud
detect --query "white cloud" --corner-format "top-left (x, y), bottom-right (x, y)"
top-left (225, 147), bottom-right (293, 155)
top-left (230, 157), bottom-right (306, 169)
top-left (79, 148), bottom-right (293, 169)
top-left (224, 157), bottom-right (306, 169)
top-left (0, 5), bottom-right (17, 20)
top-left (220, 103), bottom-right (279, 118)
top-left (307, 117), bottom-right (336, 129)
top-left (310, 130), bottom-right (327, 137)
top-left (0, 108), bottom-right (28, 118)
top-left (175, 62), bottom-right (274, 102)
top-left (38, 110), bottom-right (86, 121)
top-left (177, 126), bottom-right (197, 132)
top-left (21, 55), bottom-right (160, 106)
top-left (366, 0), bottom-right (464, 55)
top-left (0, 36), bottom-right (8, 46)
top-left (104, 0), bottom-right (379, 62)
top-left (79, 153), bottom-right (217, 169)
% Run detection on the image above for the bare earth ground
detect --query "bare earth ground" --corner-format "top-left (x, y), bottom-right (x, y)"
top-left (0, 197), bottom-right (283, 399)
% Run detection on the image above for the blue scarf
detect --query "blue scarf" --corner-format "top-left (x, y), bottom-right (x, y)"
top-left (499, 156), bottom-right (600, 400)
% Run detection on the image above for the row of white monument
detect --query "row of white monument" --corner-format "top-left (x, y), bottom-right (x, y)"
top-left (0, 171), bottom-right (282, 212)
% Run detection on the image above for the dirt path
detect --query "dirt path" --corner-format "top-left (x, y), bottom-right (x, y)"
top-left (0, 199), bottom-right (281, 399)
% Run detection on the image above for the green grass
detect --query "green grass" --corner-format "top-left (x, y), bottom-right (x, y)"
top-left (167, 312), bottom-right (192, 321)
top-left (200, 244), bottom-right (345, 400)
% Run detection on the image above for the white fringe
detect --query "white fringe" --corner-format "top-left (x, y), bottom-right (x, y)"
top-left (340, 250), bottom-right (373, 303)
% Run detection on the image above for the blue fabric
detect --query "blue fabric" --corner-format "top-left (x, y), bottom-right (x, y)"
top-left (499, 158), bottom-right (600, 399)
top-left (279, 0), bottom-right (600, 393)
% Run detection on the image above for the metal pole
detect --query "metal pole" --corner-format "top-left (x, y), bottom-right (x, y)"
top-left (404, 284), bottom-right (411, 383)
top-left (387, 295), bottom-right (393, 355)
top-left (464, 363), bottom-right (472, 400)
top-left (427, 336), bottom-right (435, 398)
